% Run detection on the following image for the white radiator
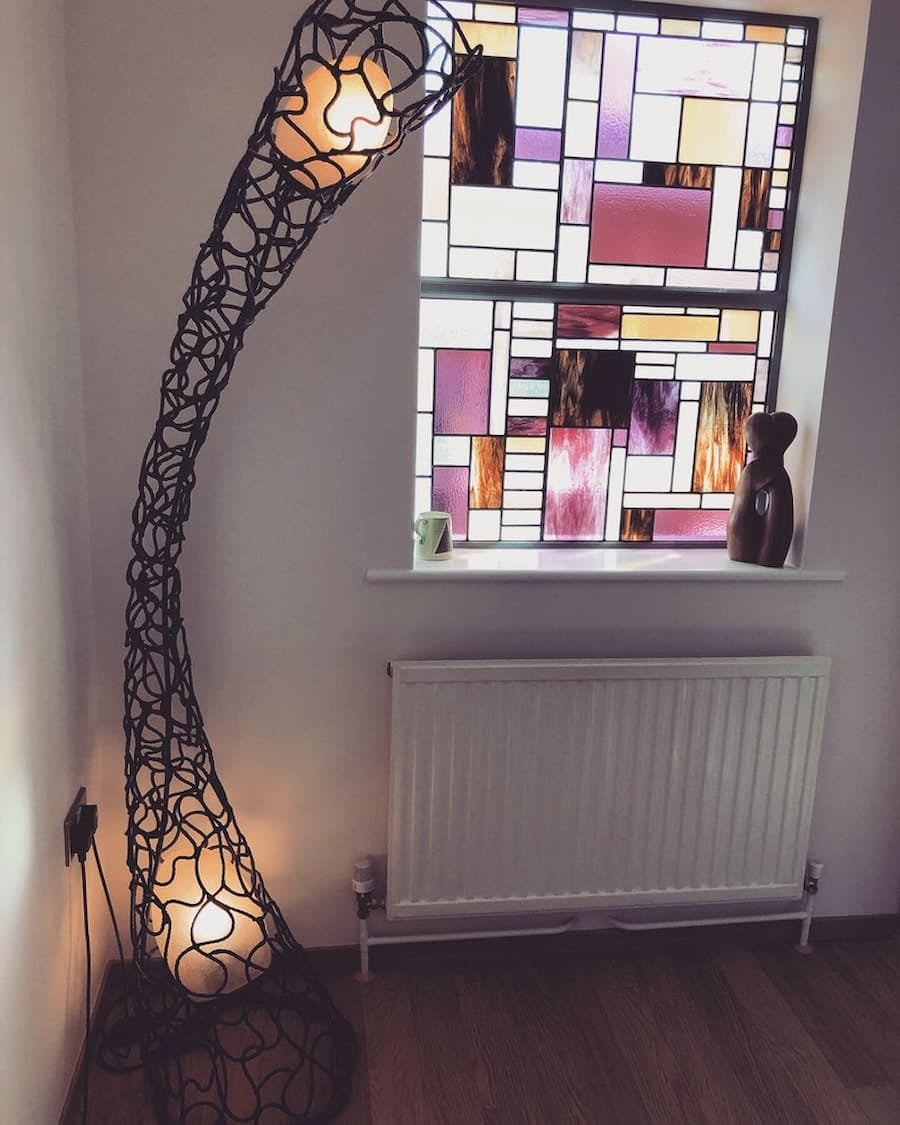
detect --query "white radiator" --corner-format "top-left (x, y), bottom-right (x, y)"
top-left (387, 657), bottom-right (830, 920)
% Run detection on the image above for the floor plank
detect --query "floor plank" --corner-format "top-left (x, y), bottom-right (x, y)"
top-left (359, 972), bottom-right (425, 1125)
top-left (853, 1084), bottom-right (900, 1125)
top-left (715, 949), bottom-right (870, 1125)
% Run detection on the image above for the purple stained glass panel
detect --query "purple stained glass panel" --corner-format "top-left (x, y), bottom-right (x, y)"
top-left (519, 7), bottom-right (569, 26)
top-left (613, 428), bottom-right (628, 447)
top-left (628, 381), bottom-right (679, 455)
top-left (545, 429), bottom-right (612, 540)
top-left (510, 357), bottom-right (553, 379)
top-left (561, 160), bottom-right (594, 224)
top-left (597, 34), bottom-right (637, 160)
top-left (507, 416), bottom-right (548, 436)
top-left (557, 304), bottom-right (621, 338)
top-left (434, 350), bottom-right (490, 434)
top-left (432, 466), bottom-right (469, 539)
top-left (776, 125), bottom-right (794, 147)
top-left (768, 210), bottom-right (784, 230)
top-left (515, 128), bottom-right (562, 162)
top-left (590, 184), bottom-right (712, 267)
top-left (652, 509), bottom-right (729, 542)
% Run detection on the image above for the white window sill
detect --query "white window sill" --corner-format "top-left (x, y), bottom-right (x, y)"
top-left (366, 548), bottom-right (846, 584)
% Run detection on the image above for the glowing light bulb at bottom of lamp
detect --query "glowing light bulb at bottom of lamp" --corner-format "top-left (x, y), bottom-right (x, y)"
top-left (150, 850), bottom-right (273, 1000)
top-left (272, 55), bottom-right (394, 190)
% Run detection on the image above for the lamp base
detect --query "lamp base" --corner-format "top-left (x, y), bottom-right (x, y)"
top-left (119, 950), bottom-right (356, 1124)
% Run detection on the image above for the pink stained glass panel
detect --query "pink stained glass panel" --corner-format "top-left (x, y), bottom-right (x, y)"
top-left (519, 7), bottom-right (569, 26)
top-left (545, 429), bottom-right (612, 540)
top-left (709, 342), bottom-right (758, 354)
top-left (432, 466), bottom-right (469, 540)
top-left (653, 509), bottom-right (729, 542)
top-left (768, 210), bottom-right (784, 230)
top-left (507, 416), bottom-right (548, 436)
top-left (613, 428), bottom-right (628, 447)
top-left (590, 184), bottom-right (712, 267)
top-left (557, 304), bottom-right (621, 338)
top-left (561, 160), bottom-right (594, 224)
top-left (515, 128), bottom-right (562, 162)
top-left (628, 381), bottom-right (680, 455)
top-left (434, 350), bottom-right (490, 434)
top-left (776, 125), bottom-right (794, 147)
top-left (597, 35), bottom-right (637, 159)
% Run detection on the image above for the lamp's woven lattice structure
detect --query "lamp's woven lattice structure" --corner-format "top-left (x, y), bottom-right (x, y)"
top-left (118, 4), bottom-right (479, 1121)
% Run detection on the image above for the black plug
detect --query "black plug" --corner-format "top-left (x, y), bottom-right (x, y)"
top-left (69, 804), bottom-right (99, 865)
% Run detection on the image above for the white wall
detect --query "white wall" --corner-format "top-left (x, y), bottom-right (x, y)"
top-left (68, 0), bottom-right (900, 952)
top-left (0, 2), bottom-right (98, 1121)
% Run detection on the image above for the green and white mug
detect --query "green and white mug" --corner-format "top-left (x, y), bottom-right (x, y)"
top-left (414, 511), bottom-right (453, 560)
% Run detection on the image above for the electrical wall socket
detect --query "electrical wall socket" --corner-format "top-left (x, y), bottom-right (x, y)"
top-left (63, 786), bottom-right (88, 867)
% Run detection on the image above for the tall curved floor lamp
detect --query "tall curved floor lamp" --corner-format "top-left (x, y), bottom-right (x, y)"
top-left (119, 3), bottom-right (479, 1121)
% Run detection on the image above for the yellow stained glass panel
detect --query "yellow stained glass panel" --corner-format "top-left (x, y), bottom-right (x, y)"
top-left (679, 98), bottom-right (748, 166)
top-left (746, 25), bottom-right (787, 43)
top-left (622, 314), bottom-right (719, 341)
top-left (720, 309), bottom-right (760, 342)
top-left (660, 18), bottom-right (701, 37)
top-left (455, 21), bottom-right (518, 57)
top-left (506, 437), bottom-right (546, 453)
top-left (773, 170), bottom-right (789, 187)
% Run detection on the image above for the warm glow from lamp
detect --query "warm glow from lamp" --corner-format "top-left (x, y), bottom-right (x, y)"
top-left (151, 841), bottom-right (273, 999)
top-left (273, 55), bottom-right (393, 189)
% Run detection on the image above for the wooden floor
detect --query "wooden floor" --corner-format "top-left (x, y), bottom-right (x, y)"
top-left (70, 937), bottom-right (900, 1125)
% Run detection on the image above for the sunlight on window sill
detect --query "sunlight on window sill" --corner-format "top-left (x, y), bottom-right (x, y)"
top-left (366, 548), bottom-right (845, 583)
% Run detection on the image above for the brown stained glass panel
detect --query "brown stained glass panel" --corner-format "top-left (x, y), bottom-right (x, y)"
top-left (692, 382), bottom-right (753, 493)
top-left (551, 350), bottom-right (634, 428)
top-left (621, 508), bottom-right (654, 542)
top-left (768, 230), bottom-right (783, 251)
top-left (470, 437), bottom-right (505, 508)
top-left (739, 169), bottom-right (772, 230)
top-left (451, 57), bottom-right (516, 186)
top-left (643, 163), bottom-right (715, 189)
top-left (557, 304), bottom-right (621, 338)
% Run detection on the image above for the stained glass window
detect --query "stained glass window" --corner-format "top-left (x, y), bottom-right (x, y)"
top-left (416, 1), bottom-right (815, 545)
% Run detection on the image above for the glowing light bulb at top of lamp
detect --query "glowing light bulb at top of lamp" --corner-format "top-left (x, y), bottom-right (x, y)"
top-left (273, 55), bottom-right (394, 190)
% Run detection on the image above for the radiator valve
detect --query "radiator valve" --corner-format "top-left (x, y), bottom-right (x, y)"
top-left (804, 858), bottom-right (824, 895)
top-left (353, 856), bottom-right (384, 919)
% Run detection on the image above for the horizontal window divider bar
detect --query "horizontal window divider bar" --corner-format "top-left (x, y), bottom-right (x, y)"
top-left (421, 278), bottom-right (788, 312)
top-left (436, 0), bottom-right (818, 32)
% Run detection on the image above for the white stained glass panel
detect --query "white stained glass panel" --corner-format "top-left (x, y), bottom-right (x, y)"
top-left (630, 93), bottom-right (682, 163)
top-left (420, 222), bottom-right (448, 276)
top-left (513, 161), bottom-right (560, 189)
top-left (624, 456), bottom-right (674, 492)
top-left (680, 381), bottom-right (701, 401)
top-left (556, 337), bottom-right (619, 350)
top-left (675, 353), bottom-right (756, 380)
top-left (783, 81), bottom-right (800, 102)
top-left (636, 352), bottom-right (676, 364)
top-left (735, 229), bottom-right (764, 270)
top-left (701, 20), bottom-right (742, 40)
top-left (431, 1), bottom-right (473, 16)
top-left (761, 273), bottom-right (777, 291)
top-left (508, 398), bottom-right (550, 416)
top-left (707, 167), bottom-right (741, 268)
top-left (414, 477), bottom-right (431, 520)
top-left (573, 11), bottom-right (615, 30)
top-left (780, 103), bottom-right (797, 125)
top-left (433, 436), bottom-right (471, 464)
top-left (666, 269), bottom-right (758, 289)
top-left (516, 251), bottom-right (555, 281)
top-left (422, 158), bottom-right (449, 220)
top-left (417, 349), bottom-right (434, 411)
top-left (635, 364), bottom-right (674, 380)
top-left (589, 265), bottom-right (665, 285)
top-left (769, 187), bottom-right (788, 209)
top-left (517, 27), bottom-right (568, 127)
top-left (774, 148), bottom-right (792, 169)
top-left (673, 401), bottom-right (699, 490)
top-left (565, 100), bottom-right (599, 158)
top-left (760, 310), bottom-right (775, 357)
top-left (787, 27), bottom-right (807, 45)
top-left (416, 414), bottom-right (433, 476)
top-left (490, 330), bottom-right (510, 435)
top-left (474, 3), bottom-right (515, 22)
top-left (620, 339), bottom-right (706, 353)
top-left (513, 302), bottom-right (555, 319)
top-left (508, 378), bottom-right (551, 397)
top-left (449, 246), bottom-right (516, 279)
top-left (594, 159), bottom-right (644, 183)
top-left (504, 491), bottom-right (544, 509)
top-left (501, 526), bottom-right (541, 541)
top-left (636, 38), bottom-right (754, 99)
top-left (467, 510), bottom-right (502, 540)
top-left (502, 509), bottom-right (542, 525)
top-left (605, 447), bottom-right (626, 541)
top-left (450, 186), bottom-right (558, 250)
top-left (506, 453), bottom-right (545, 471)
top-left (423, 103), bottom-right (450, 156)
top-left (505, 471), bottom-right (545, 490)
top-left (752, 43), bottom-right (786, 101)
top-left (557, 226), bottom-right (589, 282)
top-left (419, 298), bottom-right (493, 348)
top-left (569, 32), bottom-right (603, 101)
top-left (512, 320), bottom-right (554, 338)
top-left (702, 493), bottom-right (735, 509)
top-left (746, 102), bottom-right (778, 167)
top-left (618, 15), bottom-right (658, 33)
top-left (510, 338), bottom-right (553, 357)
top-left (495, 302), bottom-right (512, 329)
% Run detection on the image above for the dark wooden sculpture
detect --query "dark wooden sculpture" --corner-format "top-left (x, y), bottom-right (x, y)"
top-left (727, 411), bottom-right (798, 568)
